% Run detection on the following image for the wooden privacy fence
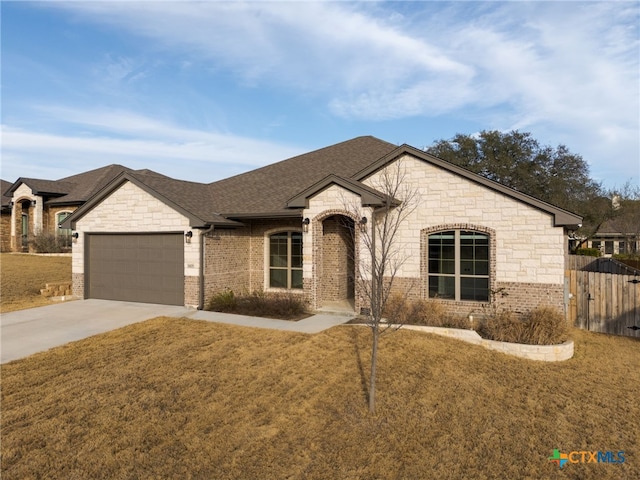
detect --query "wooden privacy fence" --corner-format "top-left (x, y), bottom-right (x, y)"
top-left (565, 255), bottom-right (640, 275)
top-left (566, 270), bottom-right (640, 338)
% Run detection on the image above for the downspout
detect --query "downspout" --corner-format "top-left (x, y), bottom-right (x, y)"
top-left (198, 224), bottom-right (215, 310)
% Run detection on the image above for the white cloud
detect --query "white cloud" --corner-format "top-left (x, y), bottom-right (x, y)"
top-left (0, 110), bottom-right (304, 183)
top-left (50, 1), bottom-right (474, 108)
top-left (13, 1), bottom-right (640, 188)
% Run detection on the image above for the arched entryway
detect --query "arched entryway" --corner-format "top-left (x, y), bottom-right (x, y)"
top-left (16, 200), bottom-right (33, 252)
top-left (320, 215), bottom-right (355, 311)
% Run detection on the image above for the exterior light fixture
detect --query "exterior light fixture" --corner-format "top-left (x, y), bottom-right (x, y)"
top-left (359, 216), bottom-right (368, 231)
top-left (185, 231), bottom-right (193, 243)
top-left (31, 200), bottom-right (37, 207)
top-left (302, 217), bottom-right (310, 232)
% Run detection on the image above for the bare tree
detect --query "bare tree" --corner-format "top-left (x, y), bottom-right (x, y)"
top-left (343, 162), bottom-right (419, 413)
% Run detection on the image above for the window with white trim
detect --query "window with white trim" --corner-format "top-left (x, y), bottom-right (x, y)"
top-left (428, 230), bottom-right (489, 301)
top-left (269, 232), bottom-right (303, 289)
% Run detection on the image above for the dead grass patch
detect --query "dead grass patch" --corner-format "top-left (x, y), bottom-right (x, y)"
top-left (0, 253), bottom-right (72, 313)
top-left (2, 318), bottom-right (638, 479)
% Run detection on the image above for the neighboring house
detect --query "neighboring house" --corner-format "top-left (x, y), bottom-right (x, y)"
top-left (1, 179), bottom-right (14, 252)
top-left (61, 136), bottom-right (582, 318)
top-left (586, 218), bottom-right (639, 257)
top-left (1, 165), bottom-right (169, 253)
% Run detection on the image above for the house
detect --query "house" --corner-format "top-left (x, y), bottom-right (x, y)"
top-left (1, 166), bottom-right (169, 253)
top-left (60, 136), bottom-right (582, 317)
top-left (585, 218), bottom-right (639, 257)
top-left (1, 179), bottom-right (14, 252)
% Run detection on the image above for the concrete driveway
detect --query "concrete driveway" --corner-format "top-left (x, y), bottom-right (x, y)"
top-left (0, 299), bottom-right (193, 364)
top-left (1, 299), bottom-right (353, 364)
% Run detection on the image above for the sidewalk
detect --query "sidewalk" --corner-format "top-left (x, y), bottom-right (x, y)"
top-left (189, 310), bottom-right (353, 334)
top-left (1, 299), bottom-right (354, 363)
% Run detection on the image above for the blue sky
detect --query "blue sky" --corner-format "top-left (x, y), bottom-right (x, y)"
top-left (2, 1), bottom-right (638, 191)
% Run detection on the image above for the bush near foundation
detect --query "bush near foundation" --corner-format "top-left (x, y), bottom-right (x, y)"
top-left (384, 295), bottom-right (569, 345)
top-left (477, 306), bottom-right (569, 346)
top-left (29, 233), bottom-right (71, 253)
top-left (383, 295), bottom-right (471, 329)
top-left (207, 290), bottom-right (309, 320)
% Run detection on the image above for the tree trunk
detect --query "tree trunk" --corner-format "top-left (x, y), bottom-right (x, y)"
top-left (369, 326), bottom-right (379, 414)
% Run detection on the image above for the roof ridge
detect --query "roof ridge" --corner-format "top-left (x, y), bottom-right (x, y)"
top-left (208, 136), bottom-right (394, 187)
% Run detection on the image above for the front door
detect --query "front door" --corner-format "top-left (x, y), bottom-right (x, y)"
top-left (21, 213), bottom-right (28, 250)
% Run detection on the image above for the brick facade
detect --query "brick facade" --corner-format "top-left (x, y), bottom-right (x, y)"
top-left (320, 215), bottom-right (354, 303)
top-left (201, 218), bottom-right (304, 306)
top-left (0, 211), bottom-right (11, 252)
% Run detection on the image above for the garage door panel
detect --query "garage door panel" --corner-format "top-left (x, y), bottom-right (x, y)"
top-left (87, 233), bottom-right (184, 306)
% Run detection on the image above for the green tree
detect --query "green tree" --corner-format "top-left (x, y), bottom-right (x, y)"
top-left (427, 130), bottom-right (609, 249)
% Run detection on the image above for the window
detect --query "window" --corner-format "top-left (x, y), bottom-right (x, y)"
top-left (605, 241), bottom-right (614, 255)
top-left (269, 232), bottom-right (302, 289)
top-left (428, 230), bottom-right (489, 302)
top-left (56, 212), bottom-right (72, 236)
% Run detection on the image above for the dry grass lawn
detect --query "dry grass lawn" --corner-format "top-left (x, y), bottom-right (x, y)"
top-left (2, 317), bottom-right (639, 479)
top-left (0, 253), bottom-right (72, 312)
top-left (1, 253), bottom-right (639, 478)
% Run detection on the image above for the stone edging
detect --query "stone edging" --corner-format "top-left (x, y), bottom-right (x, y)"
top-left (390, 324), bottom-right (574, 362)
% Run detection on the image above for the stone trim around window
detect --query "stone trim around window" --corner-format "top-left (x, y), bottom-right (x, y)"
top-left (420, 224), bottom-right (497, 305)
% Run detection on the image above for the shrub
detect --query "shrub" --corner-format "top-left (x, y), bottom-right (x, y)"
top-left (207, 289), bottom-right (237, 312)
top-left (383, 294), bottom-right (412, 324)
top-left (29, 233), bottom-right (70, 253)
top-left (575, 247), bottom-right (600, 257)
top-left (383, 295), bottom-right (471, 329)
top-left (207, 290), bottom-right (308, 320)
top-left (477, 306), bottom-right (569, 345)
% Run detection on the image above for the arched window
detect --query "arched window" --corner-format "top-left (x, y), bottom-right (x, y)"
top-left (269, 232), bottom-right (303, 289)
top-left (428, 230), bottom-right (489, 301)
top-left (56, 212), bottom-right (72, 236)
top-left (56, 211), bottom-right (73, 248)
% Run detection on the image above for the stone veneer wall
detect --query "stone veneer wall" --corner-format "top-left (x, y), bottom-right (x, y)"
top-left (71, 181), bottom-right (197, 305)
top-left (356, 155), bottom-right (568, 318)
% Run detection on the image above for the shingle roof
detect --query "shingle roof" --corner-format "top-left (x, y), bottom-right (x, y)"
top-left (207, 136), bottom-right (398, 216)
top-left (19, 135), bottom-right (584, 229)
top-left (1, 179), bottom-right (13, 210)
top-left (5, 164), bottom-right (170, 206)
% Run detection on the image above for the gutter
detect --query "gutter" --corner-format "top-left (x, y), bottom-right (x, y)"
top-left (198, 224), bottom-right (215, 310)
